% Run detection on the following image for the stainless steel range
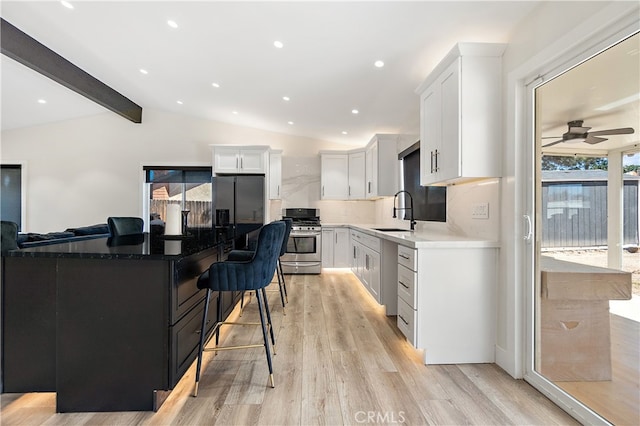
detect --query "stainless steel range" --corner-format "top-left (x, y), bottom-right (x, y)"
top-left (280, 208), bottom-right (321, 274)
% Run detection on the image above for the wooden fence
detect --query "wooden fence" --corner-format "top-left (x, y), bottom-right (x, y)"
top-left (150, 200), bottom-right (212, 228)
top-left (541, 180), bottom-right (639, 248)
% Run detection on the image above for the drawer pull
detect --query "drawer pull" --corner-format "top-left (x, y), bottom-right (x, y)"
top-left (398, 314), bottom-right (409, 325)
top-left (398, 280), bottom-right (409, 289)
top-left (399, 254), bottom-right (410, 260)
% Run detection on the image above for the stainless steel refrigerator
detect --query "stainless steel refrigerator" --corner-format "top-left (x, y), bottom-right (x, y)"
top-left (212, 175), bottom-right (265, 242)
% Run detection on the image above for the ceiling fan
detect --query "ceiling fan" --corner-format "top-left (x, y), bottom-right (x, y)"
top-left (542, 120), bottom-right (635, 147)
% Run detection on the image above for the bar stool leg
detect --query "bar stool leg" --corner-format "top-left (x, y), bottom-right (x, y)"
top-left (275, 266), bottom-right (286, 315)
top-left (255, 289), bottom-right (275, 388)
top-left (194, 289), bottom-right (212, 397)
top-left (261, 287), bottom-right (276, 353)
top-left (278, 259), bottom-right (288, 303)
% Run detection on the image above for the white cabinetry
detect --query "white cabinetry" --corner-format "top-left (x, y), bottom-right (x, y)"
top-left (322, 227), bottom-right (350, 268)
top-left (416, 43), bottom-right (505, 185)
top-left (396, 242), bottom-right (497, 364)
top-left (320, 153), bottom-right (349, 199)
top-left (348, 151), bottom-right (365, 199)
top-left (320, 151), bottom-right (365, 200)
top-left (269, 150), bottom-right (282, 199)
top-left (350, 229), bottom-right (380, 301)
top-left (365, 134), bottom-right (405, 199)
top-left (212, 145), bottom-right (268, 174)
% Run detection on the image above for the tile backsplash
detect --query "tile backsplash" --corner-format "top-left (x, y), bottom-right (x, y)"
top-left (271, 155), bottom-right (499, 240)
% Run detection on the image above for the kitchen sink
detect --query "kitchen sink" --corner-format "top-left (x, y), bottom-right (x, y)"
top-left (373, 228), bottom-right (411, 232)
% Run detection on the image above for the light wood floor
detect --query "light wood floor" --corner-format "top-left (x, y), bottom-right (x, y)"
top-left (1, 270), bottom-right (577, 425)
top-left (555, 313), bottom-right (640, 426)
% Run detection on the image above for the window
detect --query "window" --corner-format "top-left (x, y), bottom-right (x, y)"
top-left (1, 165), bottom-right (22, 230)
top-left (144, 166), bottom-right (212, 228)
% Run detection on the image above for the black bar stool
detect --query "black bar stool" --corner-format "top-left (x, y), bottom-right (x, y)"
top-left (193, 220), bottom-right (285, 396)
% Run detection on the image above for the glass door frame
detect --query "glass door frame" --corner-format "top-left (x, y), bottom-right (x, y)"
top-left (521, 18), bottom-right (639, 426)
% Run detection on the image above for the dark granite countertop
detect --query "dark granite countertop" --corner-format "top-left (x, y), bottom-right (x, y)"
top-left (6, 227), bottom-right (244, 260)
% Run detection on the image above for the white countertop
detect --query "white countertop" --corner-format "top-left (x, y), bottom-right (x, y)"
top-left (322, 223), bottom-right (499, 249)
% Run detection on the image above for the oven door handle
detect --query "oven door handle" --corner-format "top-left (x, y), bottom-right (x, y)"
top-left (290, 231), bottom-right (321, 237)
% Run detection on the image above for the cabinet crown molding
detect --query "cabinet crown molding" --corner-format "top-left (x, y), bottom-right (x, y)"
top-left (415, 42), bottom-right (506, 94)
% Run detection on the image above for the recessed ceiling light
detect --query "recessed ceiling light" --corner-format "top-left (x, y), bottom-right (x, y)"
top-left (37, 99), bottom-right (47, 104)
top-left (342, 131), bottom-right (348, 135)
top-left (139, 69), bottom-right (148, 75)
top-left (282, 96), bottom-right (290, 101)
top-left (176, 100), bottom-right (183, 105)
top-left (351, 109), bottom-right (359, 114)
top-left (212, 82), bottom-right (220, 88)
top-left (288, 121), bottom-right (294, 125)
top-left (232, 111), bottom-right (238, 115)
top-left (273, 40), bottom-right (284, 49)
top-left (167, 20), bottom-right (178, 29)
top-left (374, 60), bottom-right (385, 68)
top-left (60, 1), bottom-right (74, 10)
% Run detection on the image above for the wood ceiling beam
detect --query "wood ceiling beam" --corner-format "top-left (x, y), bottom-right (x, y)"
top-left (1, 18), bottom-right (142, 123)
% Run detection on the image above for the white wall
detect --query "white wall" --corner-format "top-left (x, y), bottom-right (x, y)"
top-left (0, 108), bottom-right (348, 232)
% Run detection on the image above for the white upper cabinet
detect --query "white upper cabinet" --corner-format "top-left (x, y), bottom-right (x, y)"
top-left (268, 150), bottom-right (282, 199)
top-left (348, 151), bottom-right (365, 199)
top-left (365, 134), bottom-right (406, 199)
top-left (321, 153), bottom-right (349, 199)
top-left (212, 145), bottom-right (268, 174)
top-left (416, 43), bottom-right (505, 186)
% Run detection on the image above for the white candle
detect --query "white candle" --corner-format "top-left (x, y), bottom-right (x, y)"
top-left (165, 204), bottom-right (182, 235)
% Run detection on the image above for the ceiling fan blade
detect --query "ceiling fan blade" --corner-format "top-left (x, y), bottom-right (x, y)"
top-left (542, 139), bottom-right (564, 147)
top-left (589, 127), bottom-right (635, 136)
top-left (584, 135), bottom-right (608, 145)
top-left (568, 125), bottom-right (591, 133)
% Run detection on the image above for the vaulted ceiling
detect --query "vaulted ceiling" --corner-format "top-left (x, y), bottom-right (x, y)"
top-left (1, 1), bottom-right (637, 153)
top-left (1, 1), bottom-right (539, 146)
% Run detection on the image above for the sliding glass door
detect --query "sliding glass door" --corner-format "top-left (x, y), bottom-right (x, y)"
top-left (526, 32), bottom-right (639, 424)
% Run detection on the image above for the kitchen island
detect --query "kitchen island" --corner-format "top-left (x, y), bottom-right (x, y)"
top-left (1, 227), bottom-right (253, 412)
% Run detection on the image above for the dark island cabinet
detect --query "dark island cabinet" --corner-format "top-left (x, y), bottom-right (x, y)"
top-left (1, 233), bottom-right (242, 412)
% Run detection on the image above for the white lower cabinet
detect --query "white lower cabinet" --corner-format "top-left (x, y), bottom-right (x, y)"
top-left (350, 230), bottom-right (380, 301)
top-left (322, 227), bottom-right (350, 268)
top-left (349, 230), bottom-right (396, 315)
top-left (396, 243), bottom-right (497, 364)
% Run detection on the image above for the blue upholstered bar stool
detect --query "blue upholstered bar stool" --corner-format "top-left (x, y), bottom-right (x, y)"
top-left (107, 217), bottom-right (144, 237)
top-left (232, 218), bottom-right (292, 314)
top-left (193, 220), bottom-right (285, 396)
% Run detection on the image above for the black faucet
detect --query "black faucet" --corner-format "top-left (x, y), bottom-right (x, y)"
top-left (393, 190), bottom-right (416, 231)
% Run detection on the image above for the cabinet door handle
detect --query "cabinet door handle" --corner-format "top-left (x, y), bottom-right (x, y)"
top-left (365, 254), bottom-right (369, 269)
top-left (236, 156), bottom-right (239, 169)
top-left (240, 157), bottom-right (243, 169)
top-left (399, 280), bottom-right (409, 289)
top-left (368, 181), bottom-right (371, 194)
top-left (434, 149), bottom-right (439, 172)
top-left (348, 186), bottom-right (351, 196)
top-left (430, 150), bottom-right (435, 173)
top-left (277, 185), bottom-right (280, 196)
top-left (398, 314), bottom-right (409, 325)
top-left (322, 186), bottom-right (325, 196)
